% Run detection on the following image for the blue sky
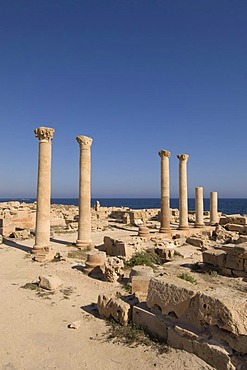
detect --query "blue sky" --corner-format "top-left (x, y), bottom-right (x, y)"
top-left (0, 0), bottom-right (246, 198)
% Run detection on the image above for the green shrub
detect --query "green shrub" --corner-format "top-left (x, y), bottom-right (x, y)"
top-left (125, 251), bottom-right (161, 268)
top-left (177, 272), bottom-right (197, 284)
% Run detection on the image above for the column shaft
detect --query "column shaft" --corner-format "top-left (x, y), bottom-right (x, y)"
top-left (33, 127), bottom-right (54, 253)
top-left (210, 191), bottom-right (218, 225)
top-left (159, 150), bottom-right (171, 233)
top-left (177, 154), bottom-right (189, 230)
top-left (195, 187), bottom-right (205, 227)
top-left (76, 136), bottom-right (93, 248)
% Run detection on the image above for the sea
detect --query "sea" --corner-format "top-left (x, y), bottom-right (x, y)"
top-left (1, 198), bottom-right (247, 215)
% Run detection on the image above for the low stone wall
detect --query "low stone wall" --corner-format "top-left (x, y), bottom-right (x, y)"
top-left (133, 276), bottom-right (247, 369)
top-left (203, 243), bottom-right (247, 277)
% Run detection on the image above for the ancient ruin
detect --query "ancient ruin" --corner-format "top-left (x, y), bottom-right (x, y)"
top-left (33, 126), bottom-right (54, 254)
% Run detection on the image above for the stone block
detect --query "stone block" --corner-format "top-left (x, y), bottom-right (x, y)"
top-left (131, 276), bottom-right (151, 301)
top-left (202, 250), bottom-right (226, 267)
top-left (232, 269), bottom-right (247, 278)
top-left (191, 289), bottom-right (247, 336)
top-left (167, 326), bottom-right (234, 370)
top-left (97, 294), bottom-right (131, 326)
top-left (39, 275), bottom-right (63, 290)
top-left (186, 236), bottom-right (204, 248)
top-left (225, 223), bottom-right (245, 233)
top-left (104, 236), bottom-right (114, 255)
top-left (132, 303), bottom-right (168, 341)
top-left (130, 265), bottom-right (154, 281)
top-left (224, 254), bottom-right (244, 271)
top-left (147, 277), bottom-right (197, 318)
top-left (219, 267), bottom-right (233, 277)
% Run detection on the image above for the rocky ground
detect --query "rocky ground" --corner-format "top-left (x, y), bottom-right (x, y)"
top-left (0, 227), bottom-right (216, 370)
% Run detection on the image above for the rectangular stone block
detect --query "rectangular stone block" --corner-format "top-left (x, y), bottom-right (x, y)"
top-left (132, 303), bottom-right (168, 341)
top-left (219, 267), bottom-right (233, 276)
top-left (224, 254), bottom-right (244, 271)
top-left (131, 276), bottom-right (151, 301)
top-left (167, 327), bottom-right (233, 370)
top-left (202, 250), bottom-right (226, 267)
top-left (225, 223), bottom-right (245, 233)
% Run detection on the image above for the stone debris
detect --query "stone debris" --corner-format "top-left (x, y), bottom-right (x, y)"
top-left (97, 294), bottom-right (131, 326)
top-left (104, 257), bottom-right (124, 283)
top-left (38, 275), bottom-right (63, 291)
top-left (203, 242), bottom-right (247, 277)
top-left (68, 320), bottom-right (81, 329)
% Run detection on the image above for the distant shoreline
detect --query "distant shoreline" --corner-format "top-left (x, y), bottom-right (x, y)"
top-left (1, 197), bottom-right (247, 215)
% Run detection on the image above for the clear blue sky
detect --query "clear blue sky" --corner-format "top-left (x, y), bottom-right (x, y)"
top-left (0, 0), bottom-right (246, 198)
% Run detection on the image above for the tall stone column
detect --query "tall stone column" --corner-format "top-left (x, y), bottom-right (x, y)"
top-left (195, 187), bottom-right (205, 228)
top-left (159, 150), bottom-right (171, 233)
top-left (33, 126), bottom-right (54, 253)
top-left (210, 191), bottom-right (218, 225)
top-left (177, 154), bottom-right (189, 230)
top-left (76, 135), bottom-right (93, 248)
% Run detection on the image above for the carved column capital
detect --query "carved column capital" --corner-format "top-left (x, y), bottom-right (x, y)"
top-left (177, 154), bottom-right (189, 161)
top-left (159, 150), bottom-right (171, 158)
top-left (76, 135), bottom-right (93, 149)
top-left (34, 127), bottom-right (55, 142)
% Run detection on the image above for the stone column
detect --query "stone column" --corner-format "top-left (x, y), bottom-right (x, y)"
top-left (76, 135), bottom-right (93, 248)
top-left (210, 191), bottom-right (218, 225)
top-left (195, 187), bottom-right (205, 228)
top-left (159, 150), bottom-right (171, 233)
top-left (177, 154), bottom-right (189, 230)
top-left (33, 126), bottom-right (54, 253)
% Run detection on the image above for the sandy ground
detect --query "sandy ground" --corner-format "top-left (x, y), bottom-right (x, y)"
top-left (0, 229), bottom-right (214, 370)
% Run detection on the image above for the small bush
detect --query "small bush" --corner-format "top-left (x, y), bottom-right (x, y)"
top-left (125, 251), bottom-right (161, 268)
top-left (177, 272), bottom-right (197, 284)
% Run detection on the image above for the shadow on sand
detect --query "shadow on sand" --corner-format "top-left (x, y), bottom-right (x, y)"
top-left (3, 238), bottom-right (32, 253)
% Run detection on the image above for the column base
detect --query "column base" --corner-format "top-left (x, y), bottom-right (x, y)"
top-left (194, 223), bottom-right (205, 228)
top-left (210, 222), bottom-right (218, 226)
top-left (32, 245), bottom-right (50, 254)
top-left (159, 227), bottom-right (171, 233)
top-left (178, 225), bottom-right (189, 230)
top-left (76, 239), bottom-right (92, 249)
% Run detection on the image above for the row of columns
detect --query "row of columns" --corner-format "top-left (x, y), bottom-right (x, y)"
top-left (33, 127), bottom-right (219, 253)
top-left (159, 150), bottom-right (218, 233)
top-left (33, 127), bottom-right (92, 253)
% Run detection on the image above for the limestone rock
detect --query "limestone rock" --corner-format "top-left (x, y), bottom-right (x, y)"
top-left (147, 276), bottom-right (197, 318)
top-left (39, 275), bottom-right (62, 290)
top-left (129, 265), bottom-right (154, 281)
top-left (97, 294), bottom-right (131, 326)
top-left (68, 320), bottom-right (81, 329)
top-left (104, 257), bottom-right (124, 283)
top-left (213, 225), bottom-right (239, 243)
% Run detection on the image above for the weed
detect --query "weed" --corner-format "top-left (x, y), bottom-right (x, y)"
top-left (60, 286), bottom-right (74, 299)
top-left (122, 284), bottom-right (132, 294)
top-left (21, 282), bottom-right (55, 299)
top-left (177, 273), bottom-right (197, 284)
top-left (105, 320), bottom-right (169, 354)
top-left (174, 250), bottom-right (182, 257)
top-left (125, 251), bottom-right (161, 269)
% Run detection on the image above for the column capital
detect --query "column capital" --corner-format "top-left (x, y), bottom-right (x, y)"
top-left (34, 127), bottom-right (54, 142)
top-left (159, 150), bottom-right (171, 158)
top-left (76, 135), bottom-right (93, 149)
top-left (177, 154), bottom-right (189, 161)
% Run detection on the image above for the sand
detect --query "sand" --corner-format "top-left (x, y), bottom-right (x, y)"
top-left (0, 229), bottom-right (213, 370)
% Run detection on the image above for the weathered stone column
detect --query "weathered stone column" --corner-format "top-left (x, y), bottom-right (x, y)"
top-left (159, 150), bottom-right (171, 233)
top-left (33, 126), bottom-right (54, 253)
top-left (177, 154), bottom-right (189, 230)
top-left (76, 135), bottom-right (93, 248)
top-left (210, 191), bottom-right (218, 225)
top-left (195, 187), bottom-right (205, 228)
